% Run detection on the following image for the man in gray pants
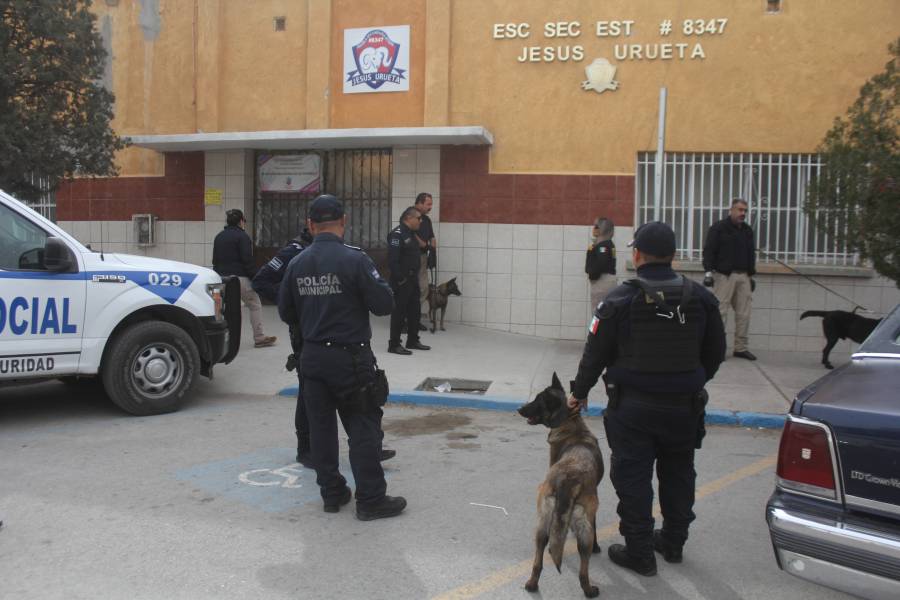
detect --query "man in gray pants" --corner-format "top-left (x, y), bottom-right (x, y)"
top-left (702, 199), bottom-right (756, 361)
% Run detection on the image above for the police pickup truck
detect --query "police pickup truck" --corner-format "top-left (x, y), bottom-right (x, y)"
top-left (0, 189), bottom-right (240, 415)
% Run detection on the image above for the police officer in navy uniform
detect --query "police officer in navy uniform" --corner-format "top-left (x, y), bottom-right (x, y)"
top-left (252, 228), bottom-right (314, 465)
top-left (251, 228), bottom-right (313, 303)
top-left (569, 222), bottom-right (726, 576)
top-left (278, 195), bottom-right (407, 520)
top-left (387, 207), bottom-right (431, 355)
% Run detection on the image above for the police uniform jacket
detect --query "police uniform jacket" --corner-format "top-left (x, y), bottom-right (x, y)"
top-left (277, 232), bottom-right (394, 345)
top-left (573, 263), bottom-right (726, 399)
top-left (702, 218), bottom-right (756, 276)
top-left (387, 223), bottom-right (420, 285)
top-left (212, 225), bottom-right (256, 278)
top-left (251, 238), bottom-right (308, 302)
top-left (585, 239), bottom-right (616, 281)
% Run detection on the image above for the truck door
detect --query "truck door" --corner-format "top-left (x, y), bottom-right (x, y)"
top-left (0, 202), bottom-right (86, 378)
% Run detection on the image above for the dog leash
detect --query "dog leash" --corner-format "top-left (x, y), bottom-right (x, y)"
top-left (755, 249), bottom-right (872, 313)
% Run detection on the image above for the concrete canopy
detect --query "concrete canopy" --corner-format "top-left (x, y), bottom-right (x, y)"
top-left (127, 126), bottom-right (493, 152)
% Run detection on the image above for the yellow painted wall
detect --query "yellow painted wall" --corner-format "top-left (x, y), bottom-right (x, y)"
top-left (329, 0), bottom-right (427, 128)
top-left (448, 0), bottom-right (899, 173)
top-left (97, 0), bottom-right (898, 176)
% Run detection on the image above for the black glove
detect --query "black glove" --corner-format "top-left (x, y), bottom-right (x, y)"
top-left (750, 278), bottom-right (756, 293)
top-left (703, 272), bottom-right (714, 287)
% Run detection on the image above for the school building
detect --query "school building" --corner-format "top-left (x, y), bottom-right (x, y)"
top-left (47, 0), bottom-right (900, 352)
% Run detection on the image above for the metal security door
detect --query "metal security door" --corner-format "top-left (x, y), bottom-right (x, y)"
top-left (254, 149), bottom-right (392, 270)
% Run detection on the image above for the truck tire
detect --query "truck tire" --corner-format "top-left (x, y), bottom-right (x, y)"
top-left (101, 321), bottom-right (200, 416)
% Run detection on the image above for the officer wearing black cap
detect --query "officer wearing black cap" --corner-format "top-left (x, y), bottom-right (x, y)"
top-left (569, 221), bottom-right (726, 576)
top-left (386, 206), bottom-right (431, 355)
top-left (278, 194), bottom-right (407, 520)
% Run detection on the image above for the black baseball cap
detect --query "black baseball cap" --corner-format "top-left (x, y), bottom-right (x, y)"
top-left (308, 194), bottom-right (344, 223)
top-left (628, 221), bottom-right (676, 257)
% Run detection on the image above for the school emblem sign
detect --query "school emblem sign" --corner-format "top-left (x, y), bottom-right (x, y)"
top-left (343, 25), bottom-right (410, 94)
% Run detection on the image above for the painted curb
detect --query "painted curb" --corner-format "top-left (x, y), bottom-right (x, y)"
top-left (277, 386), bottom-right (786, 429)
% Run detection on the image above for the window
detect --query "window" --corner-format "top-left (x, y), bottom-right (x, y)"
top-left (766, 1), bottom-right (782, 14)
top-left (273, 16), bottom-right (286, 31)
top-left (635, 152), bottom-right (857, 266)
top-left (0, 204), bottom-right (50, 270)
top-left (21, 173), bottom-right (57, 222)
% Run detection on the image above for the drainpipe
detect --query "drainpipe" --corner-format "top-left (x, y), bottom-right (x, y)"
top-left (653, 87), bottom-right (667, 222)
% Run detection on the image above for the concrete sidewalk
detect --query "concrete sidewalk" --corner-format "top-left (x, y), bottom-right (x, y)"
top-left (204, 306), bottom-right (850, 428)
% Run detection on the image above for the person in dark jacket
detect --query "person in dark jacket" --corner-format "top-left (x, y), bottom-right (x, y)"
top-left (278, 194), bottom-right (406, 520)
top-left (251, 228), bottom-right (313, 303)
top-left (585, 217), bottom-right (617, 310)
top-left (414, 192), bottom-right (435, 330)
top-left (569, 221), bottom-right (726, 577)
top-left (387, 207), bottom-right (430, 355)
top-left (702, 199), bottom-right (756, 360)
top-left (212, 209), bottom-right (275, 348)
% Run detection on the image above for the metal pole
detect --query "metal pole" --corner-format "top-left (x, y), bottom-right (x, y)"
top-left (653, 87), bottom-right (667, 222)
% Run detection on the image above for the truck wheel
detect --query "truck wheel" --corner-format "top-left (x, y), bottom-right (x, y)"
top-left (101, 321), bottom-right (200, 416)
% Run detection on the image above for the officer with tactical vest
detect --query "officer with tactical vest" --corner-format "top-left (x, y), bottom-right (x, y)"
top-left (278, 195), bottom-right (407, 520)
top-left (387, 207), bottom-right (431, 355)
top-left (569, 221), bottom-right (726, 576)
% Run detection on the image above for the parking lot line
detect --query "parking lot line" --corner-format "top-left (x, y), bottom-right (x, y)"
top-left (431, 453), bottom-right (777, 600)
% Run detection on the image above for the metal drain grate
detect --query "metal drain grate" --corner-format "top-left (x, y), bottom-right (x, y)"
top-left (416, 377), bottom-right (492, 395)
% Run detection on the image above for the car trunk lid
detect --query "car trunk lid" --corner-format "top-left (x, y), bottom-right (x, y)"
top-left (798, 357), bottom-right (900, 518)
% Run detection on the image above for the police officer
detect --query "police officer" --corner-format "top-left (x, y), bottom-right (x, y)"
top-left (278, 195), bottom-right (407, 520)
top-left (568, 222), bottom-right (726, 576)
top-left (387, 207), bottom-right (431, 355)
top-left (251, 228), bottom-right (313, 303)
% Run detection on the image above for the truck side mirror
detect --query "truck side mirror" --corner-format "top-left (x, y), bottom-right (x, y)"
top-left (44, 237), bottom-right (76, 272)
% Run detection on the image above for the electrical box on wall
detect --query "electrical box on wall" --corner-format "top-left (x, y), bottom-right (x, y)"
top-left (132, 214), bottom-right (157, 247)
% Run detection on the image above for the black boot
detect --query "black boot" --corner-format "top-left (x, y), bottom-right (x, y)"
top-left (323, 486), bottom-right (352, 513)
top-left (381, 448), bottom-right (397, 461)
top-left (356, 495), bottom-right (407, 521)
top-left (388, 344), bottom-right (412, 355)
top-left (406, 340), bottom-right (430, 351)
top-left (608, 544), bottom-right (657, 576)
top-left (653, 530), bottom-right (683, 563)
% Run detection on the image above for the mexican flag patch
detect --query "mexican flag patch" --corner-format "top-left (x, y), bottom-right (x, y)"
top-left (588, 316), bottom-right (600, 335)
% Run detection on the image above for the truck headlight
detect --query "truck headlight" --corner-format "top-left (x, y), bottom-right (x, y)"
top-left (206, 283), bottom-right (224, 322)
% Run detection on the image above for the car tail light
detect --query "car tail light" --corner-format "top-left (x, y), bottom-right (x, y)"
top-left (776, 415), bottom-right (838, 501)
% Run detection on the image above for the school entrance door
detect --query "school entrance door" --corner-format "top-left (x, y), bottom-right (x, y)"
top-left (253, 149), bottom-right (392, 272)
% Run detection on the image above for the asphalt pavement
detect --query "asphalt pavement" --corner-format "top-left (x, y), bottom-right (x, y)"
top-left (0, 383), bottom-right (852, 600)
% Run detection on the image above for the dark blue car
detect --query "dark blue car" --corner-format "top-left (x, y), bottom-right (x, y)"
top-left (767, 304), bottom-right (900, 599)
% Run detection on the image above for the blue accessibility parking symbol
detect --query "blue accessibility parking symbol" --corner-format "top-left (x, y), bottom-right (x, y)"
top-left (174, 448), bottom-right (355, 513)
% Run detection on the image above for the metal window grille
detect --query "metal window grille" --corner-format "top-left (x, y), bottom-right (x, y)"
top-left (254, 149), bottom-right (392, 251)
top-left (635, 152), bottom-right (858, 266)
top-left (22, 173), bottom-right (57, 222)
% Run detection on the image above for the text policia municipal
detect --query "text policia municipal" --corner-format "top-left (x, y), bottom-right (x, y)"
top-left (493, 18), bottom-right (727, 63)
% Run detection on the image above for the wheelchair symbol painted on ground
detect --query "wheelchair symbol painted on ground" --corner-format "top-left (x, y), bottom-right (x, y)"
top-left (238, 463), bottom-right (306, 489)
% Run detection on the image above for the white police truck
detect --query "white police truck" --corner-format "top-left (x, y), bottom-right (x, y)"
top-left (0, 189), bottom-right (240, 415)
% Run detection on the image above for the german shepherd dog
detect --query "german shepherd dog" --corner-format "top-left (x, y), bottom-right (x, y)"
top-left (800, 308), bottom-right (882, 369)
top-left (517, 373), bottom-right (604, 598)
top-left (426, 277), bottom-right (462, 333)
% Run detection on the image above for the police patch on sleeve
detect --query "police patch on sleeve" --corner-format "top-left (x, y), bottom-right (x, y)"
top-left (370, 267), bottom-right (381, 280)
top-left (588, 316), bottom-right (600, 335)
top-left (390, 238), bottom-right (400, 246)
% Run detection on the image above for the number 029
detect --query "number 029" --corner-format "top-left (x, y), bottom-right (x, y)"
top-left (148, 272), bottom-right (182, 286)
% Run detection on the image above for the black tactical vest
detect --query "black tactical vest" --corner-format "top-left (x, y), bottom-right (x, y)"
top-left (614, 276), bottom-right (703, 373)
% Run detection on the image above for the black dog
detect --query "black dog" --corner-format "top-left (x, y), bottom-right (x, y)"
top-left (800, 308), bottom-right (882, 369)
top-left (426, 277), bottom-right (461, 333)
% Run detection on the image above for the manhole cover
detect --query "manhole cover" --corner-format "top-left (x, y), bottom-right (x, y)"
top-left (415, 377), bottom-right (492, 395)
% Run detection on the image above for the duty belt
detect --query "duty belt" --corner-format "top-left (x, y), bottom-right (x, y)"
top-left (308, 340), bottom-right (371, 353)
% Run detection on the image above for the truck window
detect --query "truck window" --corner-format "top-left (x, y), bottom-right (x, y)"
top-left (0, 204), bottom-right (50, 271)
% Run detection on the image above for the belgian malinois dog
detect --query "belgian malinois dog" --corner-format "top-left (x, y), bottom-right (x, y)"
top-left (426, 277), bottom-right (462, 333)
top-left (518, 373), bottom-right (605, 598)
top-left (800, 307), bottom-right (882, 369)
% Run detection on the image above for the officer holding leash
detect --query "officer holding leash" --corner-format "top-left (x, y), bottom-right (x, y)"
top-left (569, 222), bottom-right (726, 576)
top-left (278, 195), bottom-right (407, 520)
